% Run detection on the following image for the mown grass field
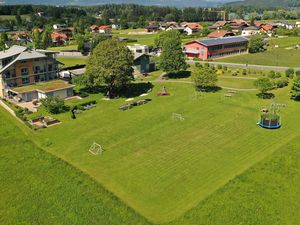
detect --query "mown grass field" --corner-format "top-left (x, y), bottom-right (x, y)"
top-left (0, 107), bottom-right (150, 225)
top-left (216, 37), bottom-right (300, 67)
top-left (27, 79), bottom-right (300, 223)
top-left (0, 14), bottom-right (30, 21)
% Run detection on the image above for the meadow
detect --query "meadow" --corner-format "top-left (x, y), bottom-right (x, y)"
top-left (0, 107), bottom-right (149, 225)
top-left (57, 56), bottom-right (88, 67)
top-left (27, 78), bottom-right (300, 223)
top-left (217, 37), bottom-right (300, 67)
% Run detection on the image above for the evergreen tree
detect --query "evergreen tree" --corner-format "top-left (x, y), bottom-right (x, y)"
top-left (41, 30), bottom-right (52, 50)
top-left (85, 39), bottom-right (134, 98)
top-left (158, 30), bottom-right (187, 74)
top-left (32, 29), bottom-right (42, 49)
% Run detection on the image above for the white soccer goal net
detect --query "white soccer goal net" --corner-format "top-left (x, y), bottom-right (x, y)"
top-left (89, 142), bottom-right (104, 155)
top-left (172, 113), bottom-right (185, 121)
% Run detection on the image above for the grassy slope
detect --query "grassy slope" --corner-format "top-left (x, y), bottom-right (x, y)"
top-left (170, 134), bottom-right (300, 225)
top-left (216, 37), bottom-right (300, 67)
top-left (0, 107), bottom-right (150, 225)
top-left (31, 81), bottom-right (300, 223)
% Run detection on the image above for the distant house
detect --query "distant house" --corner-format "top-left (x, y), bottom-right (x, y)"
top-left (145, 25), bottom-right (159, 32)
top-left (99, 26), bottom-right (111, 34)
top-left (213, 21), bottom-right (229, 28)
top-left (276, 21), bottom-right (294, 30)
top-left (242, 26), bottom-right (259, 36)
top-left (296, 20), bottom-right (300, 28)
top-left (159, 22), bottom-right (178, 31)
top-left (90, 25), bottom-right (111, 34)
top-left (182, 23), bottom-right (203, 35)
top-left (208, 30), bottom-right (235, 38)
top-left (183, 36), bottom-right (249, 60)
top-left (128, 44), bottom-right (155, 73)
top-left (260, 24), bottom-right (274, 36)
top-left (111, 24), bottom-right (119, 29)
top-left (53, 24), bottom-right (67, 30)
top-left (51, 33), bottom-right (68, 46)
top-left (90, 25), bottom-right (99, 33)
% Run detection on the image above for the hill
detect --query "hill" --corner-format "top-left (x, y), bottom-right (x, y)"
top-left (228, 0), bottom-right (300, 8)
top-left (8, 0), bottom-right (235, 7)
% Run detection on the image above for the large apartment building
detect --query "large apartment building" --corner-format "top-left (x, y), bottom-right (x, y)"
top-left (0, 45), bottom-right (73, 102)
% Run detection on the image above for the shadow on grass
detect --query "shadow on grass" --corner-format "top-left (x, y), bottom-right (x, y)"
top-left (166, 71), bottom-right (191, 79)
top-left (196, 86), bottom-right (222, 93)
top-left (257, 93), bottom-right (275, 99)
top-left (77, 82), bottom-right (154, 98)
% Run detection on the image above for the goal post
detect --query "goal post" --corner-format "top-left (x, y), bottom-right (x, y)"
top-left (89, 142), bottom-right (104, 155)
top-left (172, 113), bottom-right (185, 121)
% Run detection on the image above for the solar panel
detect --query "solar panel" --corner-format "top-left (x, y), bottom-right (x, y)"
top-left (198, 37), bottom-right (248, 47)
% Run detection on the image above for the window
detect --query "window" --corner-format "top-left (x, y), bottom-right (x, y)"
top-left (4, 71), bottom-right (10, 79)
top-left (22, 77), bottom-right (29, 84)
top-left (20, 60), bottom-right (27, 64)
top-left (48, 64), bottom-right (53, 72)
top-left (21, 68), bottom-right (29, 76)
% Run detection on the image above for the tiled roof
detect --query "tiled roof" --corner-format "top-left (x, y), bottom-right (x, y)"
top-left (208, 30), bottom-right (234, 38)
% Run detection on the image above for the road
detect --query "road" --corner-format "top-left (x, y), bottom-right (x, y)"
top-left (187, 60), bottom-right (300, 71)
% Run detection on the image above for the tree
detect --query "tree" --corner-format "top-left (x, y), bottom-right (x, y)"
top-left (41, 96), bottom-right (67, 114)
top-left (291, 76), bottom-right (300, 101)
top-left (193, 64), bottom-right (218, 91)
top-left (158, 30), bottom-right (187, 74)
top-left (32, 29), bottom-right (42, 49)
top-left (137, 16), bottom-right (146, 28)
top-left (248, 35), bottom-right (265, 53)
top-left (254, 77), bottom-right (274, 96)
top-left (85, 39), bottom-right (134, 98)
top-left (41, 30), bottom-right (52, 49)
top-left (15, 13), bottom-right (22, 26)
top-left (0, 32), bottom-right (8, 50)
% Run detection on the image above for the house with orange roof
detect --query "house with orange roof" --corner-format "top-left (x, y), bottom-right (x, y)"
top-left (208, 30), bottom-right (235, 38)
top-left (260, 24), bottom-right (274, 36)
top-left (51, 33), bottom-right (68, 46)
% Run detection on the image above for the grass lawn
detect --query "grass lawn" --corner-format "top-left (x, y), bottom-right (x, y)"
top-left (48, 45), bottom-right (78, 52)
top-left (0, 14), bottom-right (30, 21)
top-left (216, 37), bottom-right (300, 67)
top-left (27, 80), bottom-right (300, 223)
top-left (0, 107), bottom-right (150, 225)
top-left (170, 134), bottom-right (300, 225)
top-left (57, 56), bottom-right (88, 67)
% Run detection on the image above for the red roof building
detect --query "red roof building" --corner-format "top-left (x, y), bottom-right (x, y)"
top-left (183, 36), bottom-right (249, 60)
top-left (51, 33), bottom-right (68, 45)
top-left (208, 30), bottom-right (235, 38)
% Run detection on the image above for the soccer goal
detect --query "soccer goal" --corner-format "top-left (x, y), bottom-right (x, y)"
top-left (172, 113), bottom-right (185, 121)
top-left (89, 142), bottom-right (104, 155)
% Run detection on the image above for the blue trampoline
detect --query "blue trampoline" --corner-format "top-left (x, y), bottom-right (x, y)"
top-left (257, 113), bottom-right (281, 129)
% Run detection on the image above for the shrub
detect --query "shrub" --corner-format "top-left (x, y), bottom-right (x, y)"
top-left (217, 64), bottom-right (222, 70)
top-left (223, 66), bottom-right (228, 71)
top-left (275, 72), bottom-right (282, 78)
top-left (285, 68), bottom-right (295, 78)
top-left (275, 77), bottom-right (289, 88)
top-left (296, 70), bottom-right (300, 77)
top-left (242, 69), bottom-right (247, 75)
top-left (41, 96), bottom-right (68, 114)
top-left (232, 71), bottom-right (238, 76)
top-left (268, 70), bottom-right (276, 79)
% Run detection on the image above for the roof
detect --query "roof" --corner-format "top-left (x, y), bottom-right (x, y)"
top-left (243, 26), bottom-right (259, 31)
top-left (11, 80), bottom-right (74, 94)
top-left (90, 25), bottom-right (99, 30)
top-left (208, 30), bottom-right (234, 38)
top-left (0, 49), bottom-right (50, 74)
top-left (186, 36), bottom-right (248, 47)
top-left (184, 23), bottom-right (203, 30)
top-left (261, 24), bottom-right (273, 31)
top-left (99, 25), bottom-right (110, 29)
top-left (51, 33), bottom-right (68, 39)
top-left (0, 45), bottom-right (27, 60)
top-left (213, 21), bottom-right (228, 27)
